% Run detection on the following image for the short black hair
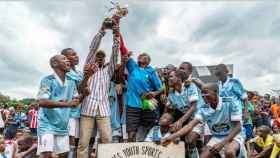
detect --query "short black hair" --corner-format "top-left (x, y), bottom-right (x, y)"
top-left (61, 48), bottom-right (73, 55)
top-left (139, 53), bottom-right (151, 63)
top-left (175, 70), bottom-right (188, 81)
top-left (202, 83), bottom-right (219, 93)
top-left (96, 50), bottom-right (106, 58)
top-left (216, 64), bottom-right (229, 74)
top-left (181, 61), bottom-right (193, 72)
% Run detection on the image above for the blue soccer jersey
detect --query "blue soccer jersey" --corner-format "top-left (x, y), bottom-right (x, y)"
top-left (218, 77), bottom-right (247, 108)
top-left (67, 69), bottom-right (83, 118)
top-left (195, 97), bottom-right (242, 136)
top-left (37, 73), bottom-right (78, 136)
top-left (167, 83), bottom-right (205, 113)
top-left (109, 82), bottom-right (121, 130)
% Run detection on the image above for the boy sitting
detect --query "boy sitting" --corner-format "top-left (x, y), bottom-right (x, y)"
top-left (145, 113), bottom-right (174, 142)
top-left (162, 83), bottom-right (243, 158)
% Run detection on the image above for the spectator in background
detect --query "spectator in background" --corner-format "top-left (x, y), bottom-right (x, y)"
top-left (271, 97), bottom-right (280, 120)
top-left (28, 104), bottom-right (38, 136)
top-left (0, 107), bottom-right (5, 135)
top-left (15, 135), bottom-right (37, 158)
top-left (243, 91), bottom-right (255, 141)
top-left (4, 107), bottom-right (17, 140)
top-left (0, 134), bottom-right (15, 158)
top-left (247, 125), bottom-right (274, 158)
top-left (15, 104), bottom-right (28, 130)
top-left (259, 97), bottom-right (272, 127)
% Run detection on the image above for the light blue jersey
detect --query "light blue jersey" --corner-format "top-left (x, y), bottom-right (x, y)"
top-left (67, 69), bottom-right (83, 118)
top-left (167, 83), bottom-right (205, 113)
top-left (144, 125), bottom-right (171, 142)
top-left (109, 82), bottom-right (121, 130)
top-left (218, 77), bottom-right (247, 108)
top-left (37, 73), bottom-right (78, 136)
top-left (126, 58), bottom-right (162, 108)
top-left (195, 97), bottom-right (242, 136)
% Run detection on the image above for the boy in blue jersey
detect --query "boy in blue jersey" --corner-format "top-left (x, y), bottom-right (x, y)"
top-left (144, 113), bottom-right (174, 142)
top-left (61, 48), bottom-right (84, 158)
top-left (162, 83), bottom-right (243, 158)
top-left (215, 64), bottom-right (248, 141)
top-left (214, 64), bottom-right (248, 112)
top-left (166, 69), bottom-right (207, 156)
top-left (37, 54), bottom-right (82, 158)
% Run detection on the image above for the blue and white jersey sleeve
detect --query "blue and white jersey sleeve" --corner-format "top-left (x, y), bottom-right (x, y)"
top-left (144, 126), bottom-right (162, 142)
top-left (232, 79), bottom-right (247, 100)
top-left (73, 85), bottom-right (79, 98)
top-left (194, 109), bottom-right (205, 123)
top-left (37, 77), bottom-right (52, 99)
top-left (166, 95), bottom-right (176, 110)
top-left (187, 83), bottom-right (199, 103)
top-left (230, 101), bottom-right (242, 121)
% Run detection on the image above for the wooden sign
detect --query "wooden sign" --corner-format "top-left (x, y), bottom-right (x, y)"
top-left (97, 142), bottom-right (185, 158)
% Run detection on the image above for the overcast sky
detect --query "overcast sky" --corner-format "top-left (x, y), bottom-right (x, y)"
top-left (0, 1), bottom-right (280, 99)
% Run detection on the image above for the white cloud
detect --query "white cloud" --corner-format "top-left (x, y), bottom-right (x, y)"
top-left (0, 1), bottom-right (279, 99)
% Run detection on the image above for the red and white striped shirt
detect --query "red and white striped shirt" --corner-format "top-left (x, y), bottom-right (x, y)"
top-left (81, 31), bottom-right (120, 117)
top-left (28, 109), bottom-right (38, 129)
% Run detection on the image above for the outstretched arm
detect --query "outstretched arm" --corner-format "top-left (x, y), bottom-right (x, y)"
top-left (161, 118), bottom-right (200, 146)
top-left (108, 22), bottom-right (120, 78)
top-left (84, 22), bottom-right (107, 66)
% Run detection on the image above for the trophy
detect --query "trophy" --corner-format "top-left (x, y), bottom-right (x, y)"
top-left (104, 1), bottom-right (128, 29)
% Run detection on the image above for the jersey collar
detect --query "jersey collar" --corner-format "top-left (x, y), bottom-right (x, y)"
top-left (53, 72), bottom-right (67, 87)
top-left (208, 97), bottom-right (223, 112)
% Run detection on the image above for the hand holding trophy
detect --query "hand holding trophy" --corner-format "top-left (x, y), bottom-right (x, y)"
top-left (102, 1), bottom-right (128, 30)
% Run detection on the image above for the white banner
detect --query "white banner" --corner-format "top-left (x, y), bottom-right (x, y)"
top-left (97, 142), bottom-right (185, 158)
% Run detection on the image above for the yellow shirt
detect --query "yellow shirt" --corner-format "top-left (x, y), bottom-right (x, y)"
top-left (250, 135), bottom-right (274, 148)
top-left (271, 134), bottom-right (280, 158)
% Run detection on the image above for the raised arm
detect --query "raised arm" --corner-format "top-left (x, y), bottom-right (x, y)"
top-left (84, 22), bottom-right (108, 66)
top-left (108, 23), bottom-right (120, 78)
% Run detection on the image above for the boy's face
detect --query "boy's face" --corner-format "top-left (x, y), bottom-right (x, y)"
top-left (64, 49), bottom-right (79, 66)
top-left (202, 88), bottom-right (218, 106)
top-left (16, 132), bottom-right (24, 140)
top-left (179, 63), bottom-right (191, 77)
top-left (137, 55), bottom-right (150, 67)
top-left (257, 128), bottom-right (268, 138)
top-left (17, 139), bottom-right (29, 151)
top-left (55, 55), bottom-right (71, 72)
top-left (168, 71), bottom-right (180, 87)
top-left (159, 114), bottom-right (172, 127)
top-left (214, 66), bottom-right (227, 81)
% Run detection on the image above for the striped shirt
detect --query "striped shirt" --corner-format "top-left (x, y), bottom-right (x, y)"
top-left (28, 109), bottom-right (38, 129)
top-left (81, 31), bottom-right (120, 117)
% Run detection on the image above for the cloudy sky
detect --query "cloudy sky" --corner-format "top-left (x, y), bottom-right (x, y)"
top-left (0, 1), bottom-right (280, 99)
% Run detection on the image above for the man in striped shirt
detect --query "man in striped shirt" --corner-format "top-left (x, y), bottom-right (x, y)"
top-left (77, 20), bottom-right (120, 158)
top-left (28, 104), bottom-right (38, 135)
